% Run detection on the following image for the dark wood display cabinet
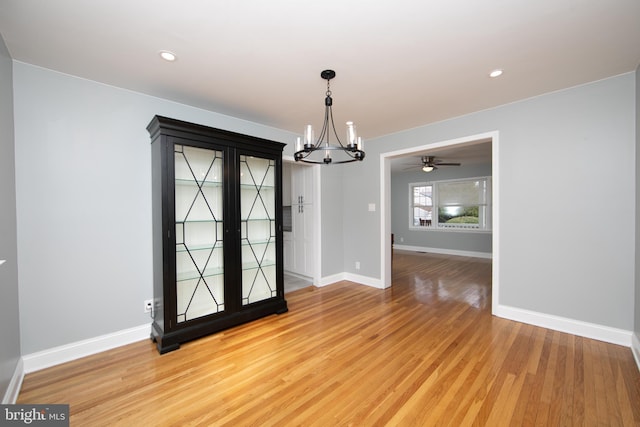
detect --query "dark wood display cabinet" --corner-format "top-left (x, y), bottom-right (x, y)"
top-left (147, 115), bottom-right (288, 354)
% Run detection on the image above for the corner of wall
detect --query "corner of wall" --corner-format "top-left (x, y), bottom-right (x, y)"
top-left (0, 30), bottom-right (23, 407)
top-left (1, 359), bottom-right (23, 404)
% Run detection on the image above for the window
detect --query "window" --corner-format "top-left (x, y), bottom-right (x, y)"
top-left (410, 177), bottom-right (491, 231)
top-left (412, 184), bottom-right (433, 227)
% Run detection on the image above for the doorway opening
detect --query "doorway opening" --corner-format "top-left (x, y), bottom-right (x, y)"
top-left (380, 131), bottom-right (499, 315)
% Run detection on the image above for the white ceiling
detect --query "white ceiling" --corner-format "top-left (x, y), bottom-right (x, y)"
top-left (1, 1), bottom-right (639, 151)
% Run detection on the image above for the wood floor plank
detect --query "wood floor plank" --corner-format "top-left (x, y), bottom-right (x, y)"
top-left (558, 334), bottom-right (576, 427)
top-left (16, 250), bottom-right (640, 426)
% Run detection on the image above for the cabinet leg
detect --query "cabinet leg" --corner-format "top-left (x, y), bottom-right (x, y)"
top-left (157, 342), bottom-right (180, 354)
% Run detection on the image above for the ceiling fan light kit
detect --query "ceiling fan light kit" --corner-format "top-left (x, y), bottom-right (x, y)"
top-left (294, 69), bottom-right (365, 165)
top-left (422, 165), bottom-right (435, 173)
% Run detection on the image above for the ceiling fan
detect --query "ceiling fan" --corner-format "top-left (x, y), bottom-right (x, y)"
top-left (405, 156), bottom-right (461, 172)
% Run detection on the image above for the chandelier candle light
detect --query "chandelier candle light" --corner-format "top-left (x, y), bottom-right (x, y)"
top-left (294, 70), bottom-right (365, 164)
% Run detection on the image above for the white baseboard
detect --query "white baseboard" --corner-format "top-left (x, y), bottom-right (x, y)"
top-left (393, 244), bottom-right (492, 259)
top-left (632, 333), bottom-right (640, 373)
top-left (2, 358), bottom-right (24, 404)
top-left (283, 271), bottom-right (312, 281)
top-left (317, 273), bottom-right (343, 287)
top-left (319, 272), bottom-right (384, 289)
top-left (343, 272), bottom-right (385, 289)
top-left (495, 304), bottom-right (632, 347)
top-left (22, 324), bottom-right (151, 374)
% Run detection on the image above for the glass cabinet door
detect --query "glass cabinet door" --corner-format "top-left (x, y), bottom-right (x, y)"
top-left (174, 144), bottom-right (224, 322)
top-left (239, 155), bottom-right (277, 305)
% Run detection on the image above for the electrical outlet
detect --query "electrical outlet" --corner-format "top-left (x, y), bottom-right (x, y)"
top-left (355, 261), bottom-right (360, 270)
top-left (144, 299), bottom-right (153, 313)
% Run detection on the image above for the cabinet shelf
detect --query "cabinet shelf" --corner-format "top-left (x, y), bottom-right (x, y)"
top-left (177, 266), bottom-right (224, 282)
top-left (240, 184), bottom-right (275, 190)
top-left (242, 260), bottom-right (276, 271)
top-left (176, 243), bottom-right (223, 252)
top-left (241, 239), bottom-right (273, 246)
top-left (176, 178), bottom-right (223, 187)
top-left (176, 219), bottom-right (222, 224)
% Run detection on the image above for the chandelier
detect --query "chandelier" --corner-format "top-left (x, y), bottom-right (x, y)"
top-left (294, 70), bottom-right (365, 164)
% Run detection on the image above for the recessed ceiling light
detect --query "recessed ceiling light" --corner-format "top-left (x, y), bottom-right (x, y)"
top-left (159, 51), bottom-right (177, 62)
top-left (489, 69), bottom-right (503, 78)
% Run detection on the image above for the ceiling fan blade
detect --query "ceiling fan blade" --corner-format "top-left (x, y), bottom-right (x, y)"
top-left (433, 162), bottom-right (461, 166)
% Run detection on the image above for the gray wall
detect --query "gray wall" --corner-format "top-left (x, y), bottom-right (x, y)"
top-left (322, 167), bottom-right (345, 277)
top-left (12, 62), bottom-right (298, 354)
top-left (0, 34), bottom-right (21, 400)
top-left (341, 72), bottom-right (636, 331)
top-left (342, 155), bottom-right (380, 276)
top-left (391, 162), bottom-right (492, 254)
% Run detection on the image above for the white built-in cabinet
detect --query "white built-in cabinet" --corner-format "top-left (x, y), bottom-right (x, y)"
top-left (283, 163), bottom-right (314, 278)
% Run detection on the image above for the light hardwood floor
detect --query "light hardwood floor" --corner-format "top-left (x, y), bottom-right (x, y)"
top-left (18, 250), bottom-right (640, 426)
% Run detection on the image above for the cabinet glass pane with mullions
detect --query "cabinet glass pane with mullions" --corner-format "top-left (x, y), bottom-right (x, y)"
top-left (174, 144), bottom-right (224, 322)
top-left (240, 155), bottom-right (277, 305)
